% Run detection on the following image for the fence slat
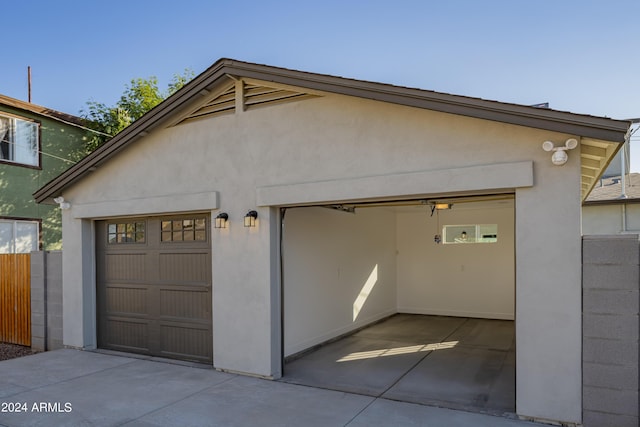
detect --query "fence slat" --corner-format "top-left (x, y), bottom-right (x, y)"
top-left (0, 254), bottom-right (31, 346)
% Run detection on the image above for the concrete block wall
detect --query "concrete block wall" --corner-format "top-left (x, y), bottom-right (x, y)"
top-left (30, 251), bottom-right (63, 351)
top-left (583, 235), bottom-right (639, 427)
top-left (30, 251), bottom-right (46, 351)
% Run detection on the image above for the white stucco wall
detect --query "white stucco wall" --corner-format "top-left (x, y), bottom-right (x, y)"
top-left (397, 201), bottom-right (515, 319)
top-left (283, 207), bottom-right (397, 357)
top-left (60, 87), bottom-right (584, 423)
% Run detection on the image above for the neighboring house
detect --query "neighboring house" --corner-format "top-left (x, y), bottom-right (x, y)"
top-left (583, 173), bottom-right (640, 234)
top-left (582, 122), bottom-right (640, 234)
top-left (34, 59), bottom-right (630, 426)
top-left (0, 95), bottom-right (87, 253)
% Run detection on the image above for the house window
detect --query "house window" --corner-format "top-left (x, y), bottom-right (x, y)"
top-left (0, 114), bottom-right (39, 167)
top-left (443, 224), bottom-right (498, 244)
top-left (108, 222), bottom-right (146, 244)
top-left (161, 218), bottom-right (207, 242)
top-left (0, 219), bottom-right (39, 253)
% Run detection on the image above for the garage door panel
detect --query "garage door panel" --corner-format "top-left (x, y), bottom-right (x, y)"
top-left (105, 285), bottom-right (149, 316)
top-left (160, 288), bottom-right (211, 320)
top-left (159, 324), bottom-right (212, 362)
top-left (104, 253), bottom-right (147, 282)
top-left (158, 252), bottom-right (211, 284)
top-left (104, 318), bottom-right (150, 352)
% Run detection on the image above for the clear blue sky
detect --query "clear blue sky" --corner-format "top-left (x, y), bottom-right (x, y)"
top-left (3, 1), bottom-right (639, 163)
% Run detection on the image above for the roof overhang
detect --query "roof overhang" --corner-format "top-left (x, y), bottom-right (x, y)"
top-left (580, 137), bottom-right (625, 201)
top-left (33, 58), bottom-right (631, 204)
top-left (0, 93), bottom-right (87, 129)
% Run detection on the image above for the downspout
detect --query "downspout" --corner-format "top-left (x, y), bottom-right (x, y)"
top-left (620, 138), bottom-right (628, 199)
top-left (621, 203), bottom-right (627, 233)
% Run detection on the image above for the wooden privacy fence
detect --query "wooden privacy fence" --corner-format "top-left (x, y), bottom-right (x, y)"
top-left (0, 254), bottom-right (31, 346)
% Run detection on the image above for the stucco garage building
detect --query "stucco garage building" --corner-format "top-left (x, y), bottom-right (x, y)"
top-left (35, 59), bottom-right (630, 425)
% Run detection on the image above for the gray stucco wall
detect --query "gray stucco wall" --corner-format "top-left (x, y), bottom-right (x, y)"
top-left (583, 235), bottom-right (639, 427)
top-left (59, 88), bottom-right (585, 423)
top-left (30, 251), bottom-right (63, 351)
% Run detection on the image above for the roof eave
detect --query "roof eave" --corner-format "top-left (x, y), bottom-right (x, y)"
top-left (0, 94), bottom-right (87, 128)
top-left (583, 197), bottom-right (640, 206)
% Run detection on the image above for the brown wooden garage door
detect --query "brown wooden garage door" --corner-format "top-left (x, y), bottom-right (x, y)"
top-left (96, 214), bottom-right (212, 363)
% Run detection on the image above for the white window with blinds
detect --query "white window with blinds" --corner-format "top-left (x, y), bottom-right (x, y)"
top-left (0, 114), bottom-right (39, 167)
top-left (0, 219), bottom-right (39, 253)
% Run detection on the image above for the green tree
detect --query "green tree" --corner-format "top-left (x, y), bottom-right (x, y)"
top-left (82, 69), bottom-right (194, 152)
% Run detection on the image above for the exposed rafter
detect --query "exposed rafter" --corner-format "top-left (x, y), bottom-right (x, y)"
top-left (176, 78), bottom-right (319, 125)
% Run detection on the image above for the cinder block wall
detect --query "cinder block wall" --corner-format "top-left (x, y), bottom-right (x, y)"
top-left (583, 235), bottom-right (639, 427)
top-left (30, 251), bottom-right (63, 351)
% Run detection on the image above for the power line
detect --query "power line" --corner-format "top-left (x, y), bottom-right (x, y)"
top-left (1, 138), bottom-right (80, 165)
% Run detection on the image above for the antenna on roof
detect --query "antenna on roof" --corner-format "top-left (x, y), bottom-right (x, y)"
top-left (27, 66), bottom-right (32, 103)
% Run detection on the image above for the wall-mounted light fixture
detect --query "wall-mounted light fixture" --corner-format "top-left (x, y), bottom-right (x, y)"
top-left (214, 212), bottom-right (229, 229)
top-left (244, 210), bottom-right (258, 227)
top-left (434, 203), bottom-right (452, 210)
top-left (53, 196), bottom-right (71, 210)
top-left (542, 138), bottom-right (578, 166)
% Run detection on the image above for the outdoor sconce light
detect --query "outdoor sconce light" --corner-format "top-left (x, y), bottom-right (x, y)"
top-left (244, 210), bottom-right (258, 227)
top-left (53, 196), bottom-right (71, 210)
top-left (542, 138), bottom-right (578, 166)
top-left (214, 212), bottom-right (229, 229)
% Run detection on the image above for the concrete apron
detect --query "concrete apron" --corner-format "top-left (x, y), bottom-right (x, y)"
top-left (0, 349), bottom-right (548, 426)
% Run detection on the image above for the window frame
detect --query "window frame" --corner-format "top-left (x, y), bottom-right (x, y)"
top-left (0, 217), bottom-right (42, 253)
top-left (0, 112), bottom-right (42, 169)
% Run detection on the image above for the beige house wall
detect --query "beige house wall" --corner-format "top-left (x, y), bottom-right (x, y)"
top-left (60, 90), bottom-right (584, 424)
top-left (583, 203), bottom-right (640, 235)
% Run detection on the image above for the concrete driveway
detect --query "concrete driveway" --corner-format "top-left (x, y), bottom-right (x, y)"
top-left (0, 349), bottom-right (547, 427)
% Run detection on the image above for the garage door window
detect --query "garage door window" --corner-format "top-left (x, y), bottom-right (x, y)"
top-left (161, 218), bottom-right (207, 242)
top-left (108, 222), bottom-right (145, 244)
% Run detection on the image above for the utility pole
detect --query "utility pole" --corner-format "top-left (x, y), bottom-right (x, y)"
top-left (27, 66), bottom-right (32, 103)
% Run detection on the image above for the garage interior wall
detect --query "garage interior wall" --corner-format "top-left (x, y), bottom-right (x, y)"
top-left (283, 199), bottom-right (514, 357)
top-left (397, 200), bottom-right (514, 319)
top-left (283, 207), bottom-right (397, 356)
